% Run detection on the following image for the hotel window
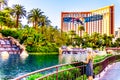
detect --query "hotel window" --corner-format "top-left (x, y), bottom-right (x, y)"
top-left (81, 14), bottom-right (84, 17)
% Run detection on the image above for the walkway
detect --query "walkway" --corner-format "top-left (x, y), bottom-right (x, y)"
top-left (95, 62), bottom-right (120, 80)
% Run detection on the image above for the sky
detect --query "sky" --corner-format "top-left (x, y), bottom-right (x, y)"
top-left (8, 0), bottom-right (120, 29)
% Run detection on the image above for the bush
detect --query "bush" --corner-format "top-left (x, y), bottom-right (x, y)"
top-left (0, 28), bottom-right (62, 53)
top-left (26, 45), bottom-right (58, 53)
top-left (94, 66), bottom-right (102, 75)
top-left (27, 73), bottom-right (43, 80)
top-left (0, 29), bottom-right (19, 38)
top-left (75, 74), bottom-right (87, 80)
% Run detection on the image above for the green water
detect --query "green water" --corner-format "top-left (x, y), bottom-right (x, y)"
top-left (0, 53), bottom-right (59, 80)
top-left (1, 50), bottom-right (120, 80)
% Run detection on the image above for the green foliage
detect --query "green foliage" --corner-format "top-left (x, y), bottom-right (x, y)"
top-left (58, 71), bottom-right (73, 80)
top-left (12, 4), bottom-right (26, 28)
top-left (93, 54), bottom-right (112, 63)
top-left (0, 26), bottom-right (118, 53)
top-left (93, 54), bottom-right (114, 76)
top-left (94, 55), bottom-right (106, 63)
top-left (93, 54), bottom-right (113, 76)
top-left (75, 74), bottom-right (87, 80)
top-left (26, 65), bottom-right (81, 80)
top-left (24, 55), bottom-right (118, 80)
top-left (0, 6), bottom-right (118, 52)
top-left (57, 65), bottom-right (80, 80)
top-left (0, 4), bottom-right (119, 51)
top-left (113, 38), bottom-right (120, 47)
top-left (0, 29), bottom-right (19, 38)
top-left (59, 65), bottom-right (73, 70)
top-left (26, 43), bottom-right (58, 52)
top-left (94, 66), bottom-right (102, 75)
top-left (27, 73), bottom-right (43, 80)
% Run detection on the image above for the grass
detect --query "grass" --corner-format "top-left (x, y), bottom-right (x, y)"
top-left (27, 73), bottom-right (44, 80)
top-left (26, 53), bottom-right (113, 80)
top-left (93, 54), bottom-right (112, 63)
top-left (28, 52), bottom-right (58, 55)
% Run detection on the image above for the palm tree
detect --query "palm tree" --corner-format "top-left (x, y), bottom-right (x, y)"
top-left (69, 30), bottom-right (76, 45)
top-left (12, 4), bottom-right (26, 28)
top-left (38, 15), bottom-right (51, 34)
top-left (102, 34), bottom-right (114, 48)
top-left (78, 25), bottom-right (85, 37)
top-left (39, 15), bottom-right (51, 26)
top-left (115, 38), bottom-right (120, 47)
top-left (3, 7), bottom-right (16, 28)
top-left (0, 0), bottom-right (7, 10)
top-left (0, 11), bottom-right (6, 29)
top-left (82, 32), bottom-right (91, 47)
top-left (0, 10), bottom-right (13, 29)
top-left (4, 7), bottom-right (12, 13)
top-left (27, 8), bottom-right (44, 29)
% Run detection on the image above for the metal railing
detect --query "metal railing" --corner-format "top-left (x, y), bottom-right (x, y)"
top-left (93, 54), bottom-right (120, 77)
top-left (14, 54), bottom-right (120, 80)
top-left (106, 47), bottom-right (120, 50)
top-left (14, 62), bottom-right (86, 80)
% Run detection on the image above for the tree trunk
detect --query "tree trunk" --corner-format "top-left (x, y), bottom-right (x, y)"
top-left (0, 3), bottom-right (1, 10)
top-left (35, 21), bottom-right (37, 30)
top-left (80, 30), bottom-right (82, 37)
top-left (33, 21), bottom-right (35, 28)
top-left (0, 24), bottom-right (2, 30)
top-left (16, 15), bottom-right (19, 28)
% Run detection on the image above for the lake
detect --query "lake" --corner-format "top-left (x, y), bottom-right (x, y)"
top-left (0, 53), bottom-right (60, 80)
top-left (0, 52), bottom-right (87, 80)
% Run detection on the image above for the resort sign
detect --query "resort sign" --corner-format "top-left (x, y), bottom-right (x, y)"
top-left (63, 14), bottom-right (103, 24)
top-left (84, 14), bottom-right (103, 22)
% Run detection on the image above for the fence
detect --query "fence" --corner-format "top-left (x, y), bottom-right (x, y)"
top-left (14, 54), bottom-right (120, 80)
top-left (14, 62), bottom-right (86, 80)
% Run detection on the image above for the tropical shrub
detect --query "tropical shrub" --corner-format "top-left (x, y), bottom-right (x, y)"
top-left (94, 66), bottom-right (102, 75)
top-left (27, 73), bottom-right (43, 80)
top-left (0, 29), bottom-right (19, 38)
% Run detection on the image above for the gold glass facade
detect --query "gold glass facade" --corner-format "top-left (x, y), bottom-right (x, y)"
top-left (61, 5), bottom-right (114, 36)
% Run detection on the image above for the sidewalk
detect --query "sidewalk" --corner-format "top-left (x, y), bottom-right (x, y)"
top-left (94, 62), bottom-right (120, 80)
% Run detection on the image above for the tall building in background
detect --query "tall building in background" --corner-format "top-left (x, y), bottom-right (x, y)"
top-left (61, 5), bottom-right (114, 36)
top-left (115, 28), bottom-right (120, 38)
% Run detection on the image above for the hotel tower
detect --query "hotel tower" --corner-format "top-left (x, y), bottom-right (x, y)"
top-left (61, 5), bottom-right (114, 36)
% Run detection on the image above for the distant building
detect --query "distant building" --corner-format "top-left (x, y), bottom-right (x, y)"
top-left (115, 28), bottom-right (120, 38)
top-left (61, 5), bottom-right (114, 36)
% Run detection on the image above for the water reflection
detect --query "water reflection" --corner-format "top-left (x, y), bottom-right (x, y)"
top-left (59, 50), bottom-right (120, 64)
top-left (0, 54), bottom-right (59, 79)
top-left (20, 51), bottom-right (29, 63)
top-left (0, 54), bottom-right (21, 79)
top-left (59, 51), bottom-right (87, 64)
top-left (0, 51), bottom-right (9, 61)
top-left (0, 50), bottom-right (120, 79)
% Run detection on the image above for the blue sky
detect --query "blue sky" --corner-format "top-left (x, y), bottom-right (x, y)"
top-left (8, 0), bottom-right (120, 29)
